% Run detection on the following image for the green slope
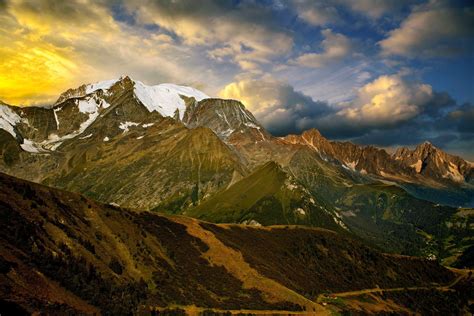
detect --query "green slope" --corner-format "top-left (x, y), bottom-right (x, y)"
top-left (183, 161), bottom-right (345, 232)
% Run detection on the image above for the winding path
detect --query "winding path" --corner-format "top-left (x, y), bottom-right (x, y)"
top-left (317, 271), bottom-right (470, 300)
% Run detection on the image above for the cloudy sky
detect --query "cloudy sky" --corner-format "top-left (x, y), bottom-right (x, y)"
top-left (1, 0), bottom-right (473, 159)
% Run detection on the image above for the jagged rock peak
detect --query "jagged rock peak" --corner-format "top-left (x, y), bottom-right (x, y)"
top-left (281, 128), bottom-right (331, 152)
top-left (183, 98), bottom-right (266, 139)
top-left (415, 141), bottom-right (437, 154)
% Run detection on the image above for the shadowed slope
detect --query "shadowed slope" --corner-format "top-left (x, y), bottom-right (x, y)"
top-left (1, 172), bottom-right (468, 314)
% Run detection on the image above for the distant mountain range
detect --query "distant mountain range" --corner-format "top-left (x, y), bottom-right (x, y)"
top-left (0, 76), bottom-right (472, 265)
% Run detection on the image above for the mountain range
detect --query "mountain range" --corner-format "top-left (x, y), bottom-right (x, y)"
top-left (0, 76), bottom-right (473, 265)
top-left (1, 76), bottom-right (473, 314)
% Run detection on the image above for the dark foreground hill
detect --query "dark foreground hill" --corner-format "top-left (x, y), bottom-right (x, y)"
top-left (0, 172), bottom-right (472, 315)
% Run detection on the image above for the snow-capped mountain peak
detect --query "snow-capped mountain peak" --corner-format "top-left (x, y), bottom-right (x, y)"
top-left (56, 76), bottom-right (210, 120)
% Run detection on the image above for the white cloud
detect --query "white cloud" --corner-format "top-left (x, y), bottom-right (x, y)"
top-left (219, 76), bottom-right (333, 135)
top-left (379, 1), bottom-right (474, 57)
top-left (293, 29), bottom-right (351, 68)
top-left (337, 74), bottom-right (433, 125)
top-left (219, 73), bottom-right (436, 136)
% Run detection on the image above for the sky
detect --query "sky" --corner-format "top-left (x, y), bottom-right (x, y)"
top-left (0, 0), bottom-right (473, 159)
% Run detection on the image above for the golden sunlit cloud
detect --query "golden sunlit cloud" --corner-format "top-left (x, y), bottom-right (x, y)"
top-left (219, 77), bottom-right (283, 114)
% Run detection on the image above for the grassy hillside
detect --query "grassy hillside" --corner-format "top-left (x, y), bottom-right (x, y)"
top-left (184, 161), bottom-right (344, 232)
top-left (286, 149), bottom-right (474, 261)
top-left (1, 172), bottom-right (471, 315)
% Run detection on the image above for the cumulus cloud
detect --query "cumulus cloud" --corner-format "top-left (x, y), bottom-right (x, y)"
top-left (220, 76), bottom-right (333, 136)
top-left (379, 0), bottom-right (474, 58)
top-left (336, 74), bottom-right (433, 126)
top-left (218, 73), bottom-right (473, 158)
top-left (293, 29), bottom-right (351, 68)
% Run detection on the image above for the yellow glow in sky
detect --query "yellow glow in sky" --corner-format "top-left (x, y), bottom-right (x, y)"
top-left (0, 45), bottom-right (78, 105)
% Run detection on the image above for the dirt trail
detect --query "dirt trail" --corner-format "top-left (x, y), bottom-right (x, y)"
top-left (318, 271), bottom-right (470, 299)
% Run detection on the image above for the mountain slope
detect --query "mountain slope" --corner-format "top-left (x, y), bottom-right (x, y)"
top-left (1, 77), bottom-right (247, 210)
top-left (184, 161), bottom-right (345, 232)
top-left (1, 172), bottom-right (471, 315)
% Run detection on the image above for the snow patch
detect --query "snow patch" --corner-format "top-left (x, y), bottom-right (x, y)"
top-left (241, 219), bottom-right (262, 227)
top-left (20, 139), bottom-right (44, 153)
top-left (220, 128), bottom-right (234, 138)
top-left (240, 107), bottom-right (254, 122)
top-left (78, 97), bottom-right (110, 114)
top-left (86, 79), bottom-right (117, 94)
top-left (332, 212), bottom-right (348, 230)
top-left (0, 105), bottom-right (21, 138)
top-left (136, 135), bottom-right (144, 140)
top-left (142, 123), bottom-right (154, 128)
top-left (103, 136), bottom-right (110, 142)
top-left (53, 107), bottom-right (61, 129)
top-left (79, 133), bottom-right (93, 140)
top-left (119, 121), bottom-right (139, 133)
top-left (244, 122), bottom-right (260, 129)
top-left (134, 81), bottom-right (209, 120)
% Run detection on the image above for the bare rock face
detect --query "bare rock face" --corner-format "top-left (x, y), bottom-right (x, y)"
top-left (183, 98), bottom-right (269, 141)
top-left (394, 141), bottom-right (473, 183)
top-left (282, 129), bottom-right (473, 187)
